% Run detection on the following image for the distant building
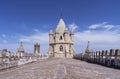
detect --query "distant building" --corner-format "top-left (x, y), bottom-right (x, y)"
top-left (17, 42), bottom-right (25, 58)
top-left (48, 17), bottom-right (75, 58)
top-left (34, 43), bottom-right (40, 56)
top-left (0, 49), bottom-right (10, 63)
top-left (84, 41), bottom-right (92, 59)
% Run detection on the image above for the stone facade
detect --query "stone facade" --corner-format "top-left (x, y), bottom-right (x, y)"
top-left (48, 17), bottom-right (75, 58)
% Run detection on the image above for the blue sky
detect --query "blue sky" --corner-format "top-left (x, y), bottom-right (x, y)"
top-left (0, 0), bottom-right (120, 54)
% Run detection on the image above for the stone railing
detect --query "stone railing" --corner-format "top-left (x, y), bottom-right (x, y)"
top-left (74, 49), bottom-right (120, 68)
top-left (0, 58), bottom-right (37, 70)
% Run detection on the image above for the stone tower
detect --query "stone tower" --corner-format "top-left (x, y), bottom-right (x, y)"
top-left (48, 17), bottom-right (75, 58)
top-left (17, 42), bottom-right (24, 57)
top-left (85, 41), bottom-right (92, 54)
top-left (34, 43), bottom-right (40, 56)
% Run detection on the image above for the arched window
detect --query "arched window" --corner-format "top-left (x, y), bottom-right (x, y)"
top-left (60, 36), bottom-right (62, 40)
top-left (60, 45), bottom-right (63, 51)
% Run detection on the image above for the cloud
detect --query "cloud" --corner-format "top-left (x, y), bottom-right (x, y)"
top-left (74, 22), bottom-right (120, 53)
top-left (75, 31), bottom-right (120, 43)
top-left (68, 23), bottom-right (78, 31)
top-left (33, 29), bottom-right (40, 32)
top-left (2, 34), bottom-right (6, 38)
top-left (74, 31), bottom-right (120, 53)
top-left (88, 22), bottom-right (116, 30)
top-left (20, 32), bottom-right (49, 44)
top-left (0, 34), bottom-right (8, 44)
top-left (3, 40), bottom-right (8, 43)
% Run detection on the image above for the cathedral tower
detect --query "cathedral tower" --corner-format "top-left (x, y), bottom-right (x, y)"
top-left (48, 17), bottom-right (75, 58)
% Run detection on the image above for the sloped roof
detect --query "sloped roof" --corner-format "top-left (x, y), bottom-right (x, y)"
top-left (55, 18), bottom-right (67, 33)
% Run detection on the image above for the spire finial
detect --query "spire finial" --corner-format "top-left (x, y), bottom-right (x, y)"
top-left (60, 8), bottom-right (62, 18)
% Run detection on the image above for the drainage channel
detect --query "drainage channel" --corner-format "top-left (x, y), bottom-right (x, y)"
top-left (54, 59), bottom-right (66, 79)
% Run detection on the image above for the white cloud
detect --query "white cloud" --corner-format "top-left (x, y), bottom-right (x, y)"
top-left (88, 22), bottom-right (106, 29)
top-left (3, 40), bottom-right (8, 43)
top-left (75, 31), bottom-right (120, 43)
top-left (88, 22), bottom-right (115, 30)
top-left (2, 34), bottom-right (6, 38)
top-left (33, 29), bottom-right (40, 32)
top-left (20, 32), bottom-right (49, 44)
top-left (74, 22), bottom-right (120, 53)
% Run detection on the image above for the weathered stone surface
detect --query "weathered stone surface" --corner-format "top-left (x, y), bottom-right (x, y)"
top-left (54, 59), bottom-right (66, 79)
top-left (0, 58), bottom-right (120, 79)
top-left (0, 58), bottom-right (58, 79)
top-left (64, 59), bottom-right (120, 79)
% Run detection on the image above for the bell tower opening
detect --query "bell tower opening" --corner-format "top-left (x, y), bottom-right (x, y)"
top-left (60, 36), bottom-right (62, 40)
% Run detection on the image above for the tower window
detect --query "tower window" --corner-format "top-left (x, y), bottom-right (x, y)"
top-left (60, 45), bottom-right (63, 51)
top-left (60, 36), bottom-right (62, 40)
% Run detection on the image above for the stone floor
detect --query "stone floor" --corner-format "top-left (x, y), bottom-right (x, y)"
top-left (0, 58), bottom-right (120, 79)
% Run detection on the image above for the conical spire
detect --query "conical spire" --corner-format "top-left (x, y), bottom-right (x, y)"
top-left (85, 41), bottom-right (92, 53)
top-left (18, 41), bottom-right (24, 52)
top-left (55, 18), bottom-right (67, 33)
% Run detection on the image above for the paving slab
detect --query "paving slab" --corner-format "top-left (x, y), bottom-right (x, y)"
top-left (0, 58), bottom-right (120, 79)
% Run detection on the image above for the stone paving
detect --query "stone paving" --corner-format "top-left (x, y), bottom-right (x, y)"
top-left (54, 59), bottom-right (66, 79)
top-left (64, 59), bottom-right (120, 79)
top-left (0, 58), bottom-right (58, 79)
top-left (0, 58), bottom-right (120, 79)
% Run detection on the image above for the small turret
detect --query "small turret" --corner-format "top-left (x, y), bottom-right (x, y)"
top-left (18, 41), bottom-right (24, 53)
top-left (70, 28), bottom-right (74, 43)
top-left (85, 41), bottom-right (92, 54)
top-left (64, 27), bottom-right (69, 42)
top-left (49, 29), bottom-right (53, 35)
top-left (17, 41), bottom-right (24, 58)
top-left (34, 42), bottom-right (40, 56)
top-left (54, 31), bottom-right (59, 43)
top-left (49, 29), bottom-right (54, 44)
